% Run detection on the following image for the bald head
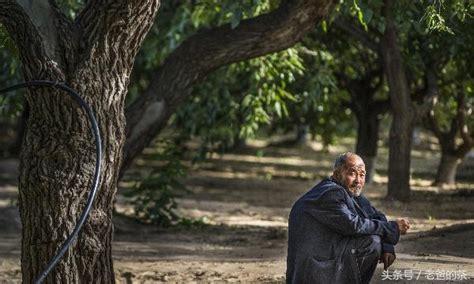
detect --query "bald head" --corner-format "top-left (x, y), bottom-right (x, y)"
top-left (332, 152), bottom-right (366, 197)
top-left (333, 152), bottom-right (364, 171)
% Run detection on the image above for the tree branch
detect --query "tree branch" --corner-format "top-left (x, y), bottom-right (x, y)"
top-left (413, 66), bottom-right (439, 122)
top-left (424, 110), bottom-right (444, 142)
top-left (0, 0), bottom-right (69, 78)
top-left (373, 99), bottom-right (391, 115)
top-left (121, 0), bottom-right (336, 173)
top-left (333, 17), bottom-right (379, 52)
top-left (75, 0), bottom-right (161, 70)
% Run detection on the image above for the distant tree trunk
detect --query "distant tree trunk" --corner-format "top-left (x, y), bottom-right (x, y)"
top-left (382, 0), bottom-right (412, 201)
top-left (232, 134), bottom-right (247, 150)
top-left (426, 93), bottom-right (473, 187)
top-left (295, 124), bottom-right (310, 145)
top-left (435, 154), bottom-right (461, 185)
top-left (0, 1), bottom-right (160, 282)
top-left (231, 111), bottom-right (247, 150)
top-left (342, 72), bottom-right (387, 184)
top-left (356, 111), bottom-right (381, 184)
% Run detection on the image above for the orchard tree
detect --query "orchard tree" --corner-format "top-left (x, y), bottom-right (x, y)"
top-left (381, 0), bottom-right (473, 199)
top-left (1, 1), bottom-right (161, 282)
top-left (427, 90), bottom-right (473, 186)
top-left (315, 20), bottom-right (389, 183)
top-left (0, 0), bottom-right (336, 281)
top-left (420, 3), bottom-right (474, 186)
top-left (423, 47), bottom-right (473, 185)
top-left (335, 0), bottom-right (471, 200)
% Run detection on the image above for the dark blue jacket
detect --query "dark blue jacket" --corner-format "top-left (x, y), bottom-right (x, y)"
top-left (354, 193), bottom-right (395, 255)
top-left (286, 177), bottom-right (399, 283)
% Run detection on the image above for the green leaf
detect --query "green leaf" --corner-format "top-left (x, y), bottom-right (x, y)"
top-left (353, 0), bottom-right (368, 31)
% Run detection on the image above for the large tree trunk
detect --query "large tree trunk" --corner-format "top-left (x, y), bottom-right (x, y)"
top-left (18, 74), bottom-right (126, 283)
top-left (385, 115), bottom-right (413, 201)
top-left (382, 0), bottom-right (412, 201)
top-left (0, 1), bottom-right (160, 282)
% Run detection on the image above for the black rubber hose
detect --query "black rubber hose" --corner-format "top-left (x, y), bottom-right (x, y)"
top-left (0, 80), bottom-right (103, 283)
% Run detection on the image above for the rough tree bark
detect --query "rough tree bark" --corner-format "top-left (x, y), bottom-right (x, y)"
top-left (381, 2), bottom-right (440, 200)
top-left (381, 0), bottom-right (414, 201)
top-left (0, 0), bottom-right (160, 282)
top-left (122, 0), bottom-right (337, 175)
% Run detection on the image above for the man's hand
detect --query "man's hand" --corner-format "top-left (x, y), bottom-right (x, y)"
top-left (396, 218), bottom-right (410, 235)
top-left (379, 252), bottom-right (396, 270)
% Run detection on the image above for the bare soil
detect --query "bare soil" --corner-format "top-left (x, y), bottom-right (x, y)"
top-left (1, 141), bottom-right (473, 283)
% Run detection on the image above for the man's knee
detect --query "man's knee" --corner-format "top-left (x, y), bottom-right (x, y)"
top-left (355, 235), bottom-right (382, 258)
top-left (365, 235), bottom-right (382, 257)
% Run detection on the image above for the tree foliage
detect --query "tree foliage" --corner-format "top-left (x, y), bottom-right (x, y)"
top-left (174, 47), bottom-right (304, 156)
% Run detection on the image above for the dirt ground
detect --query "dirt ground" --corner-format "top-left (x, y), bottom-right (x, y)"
top-left (1, 140), bottom-right (473, 283)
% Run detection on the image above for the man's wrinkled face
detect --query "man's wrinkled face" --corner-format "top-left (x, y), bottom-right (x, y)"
top-left (335, 156), bottom-right (366, 197)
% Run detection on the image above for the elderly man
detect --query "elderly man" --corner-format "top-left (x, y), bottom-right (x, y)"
top-left (286, 152), bottom-right (410, 284)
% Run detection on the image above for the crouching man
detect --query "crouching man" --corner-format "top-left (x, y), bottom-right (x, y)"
top-left (286, 152), bottom-right (410, 284)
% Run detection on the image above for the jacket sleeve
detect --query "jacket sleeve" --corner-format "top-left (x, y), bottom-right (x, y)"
top-left (357, 194), bottom-right (396, 254)
top-left (305, 188), bottom-right (400, 245)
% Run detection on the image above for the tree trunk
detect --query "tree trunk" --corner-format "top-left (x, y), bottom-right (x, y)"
top-left (434, 154), bottom-right (461, 186)
top-left (1, 1), bottom-right (160, 282)
top-left (382, 0), bottom-right (412, 201)
top-left (18, 76), bottom-right (126, 283)
top-left (425, 91), bottom-right (473, 187)
top-left (295, 124), bottom-right (310, 146)
top-left (386, 115), bottom-right (413, 201)
top-left (356, 112), bottom-right (380, 184)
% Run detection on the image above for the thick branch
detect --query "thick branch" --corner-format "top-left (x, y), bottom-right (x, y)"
top-left (373, 99), bottom-right (390, 116)
top-left (0, 0), bottom-right (76, 76)
top-left (0, 1), bottom-right (56, 78)
top-left (424, 110), bottom-right (444, 143)
top-left (413, 67), bottom-right (439, 122)
top-left (122, 0), bottom-right (336, 173)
